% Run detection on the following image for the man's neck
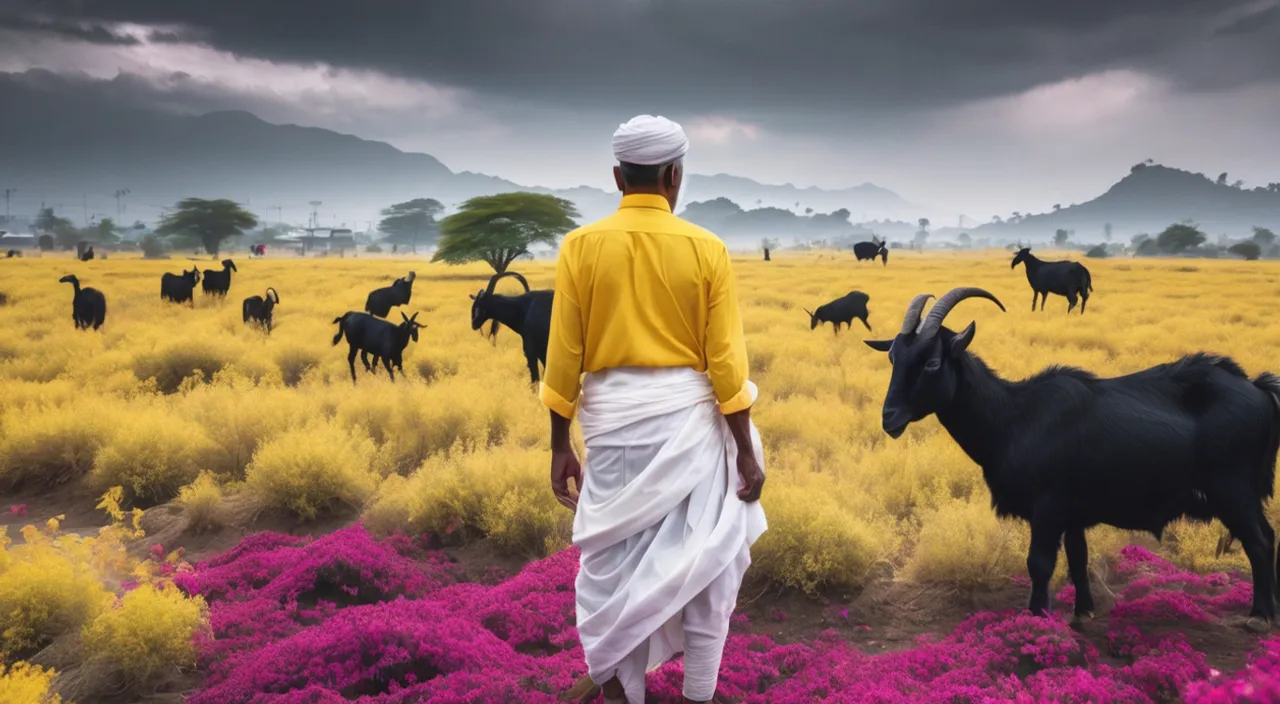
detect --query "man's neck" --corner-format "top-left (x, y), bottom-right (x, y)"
top-left (622, 188), bottom-right (675, 211)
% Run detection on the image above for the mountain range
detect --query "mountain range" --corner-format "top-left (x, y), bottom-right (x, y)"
top-left (0, 74), bottom-right (915, 229)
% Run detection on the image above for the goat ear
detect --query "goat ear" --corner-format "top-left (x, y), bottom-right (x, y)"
top-left (864, 339), bottom-right (893, 352)
top-left (950, 322), bottom-right (977, 355)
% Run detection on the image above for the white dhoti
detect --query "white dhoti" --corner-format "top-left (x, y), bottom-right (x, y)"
top-left (573, 366), bottom-right (768, 703)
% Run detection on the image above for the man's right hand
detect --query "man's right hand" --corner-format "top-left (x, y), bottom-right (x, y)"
top-left (551, 450), bottom-right (582, 511)
top-left (736, 449), bottom-right (765, 503)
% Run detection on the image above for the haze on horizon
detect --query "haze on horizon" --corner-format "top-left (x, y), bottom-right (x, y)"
top-left (1, 0), bottom-right (1278, 221)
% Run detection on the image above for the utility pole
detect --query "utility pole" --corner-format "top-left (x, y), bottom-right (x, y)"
top-left (271, 206), bottom-right (282, 228)
top-left (83, 194), bottom-right (89, 226)
top-left (114, 189), bottom-right (130, 217)
top-left (308, 200), bottom-right (322, 230)
top-left (2, 188), bottom-right (14, 226)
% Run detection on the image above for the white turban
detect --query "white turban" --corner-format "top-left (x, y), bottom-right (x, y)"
top-left (612, 114), bottom-right (689, 166)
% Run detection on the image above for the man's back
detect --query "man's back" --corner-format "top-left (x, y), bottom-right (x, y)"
top-left (540, 193), bottom-right (751, 419)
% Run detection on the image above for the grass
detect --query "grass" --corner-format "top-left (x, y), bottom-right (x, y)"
top-left (3, 250), bottom-right (1280, 591)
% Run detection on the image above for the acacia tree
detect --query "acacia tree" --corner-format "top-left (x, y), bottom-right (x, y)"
top-left (377, 198), bottom-right (444, 251)
top-left (156, 198), bottom-right (258, 255)
top-left (434, 193), bottom-right (578, 273)
top-left (1229, 241), bottom-right (1262, 260)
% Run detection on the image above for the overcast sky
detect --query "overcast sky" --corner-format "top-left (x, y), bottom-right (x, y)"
top-left (1, 0), bottom-right (1278, 218)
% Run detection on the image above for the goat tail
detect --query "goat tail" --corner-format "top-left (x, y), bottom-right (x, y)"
top-left (1083, 268), bottom-right (1093, 293)
top-left (1252, 371), bottom-right (1280, 500)
top-left (332, 315), bottom-right (347, 346)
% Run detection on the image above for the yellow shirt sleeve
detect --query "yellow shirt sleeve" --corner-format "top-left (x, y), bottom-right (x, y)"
top-left (540, 243), bottom-right (585, 419)
top-left (705, 244), bottom-right (753, 414)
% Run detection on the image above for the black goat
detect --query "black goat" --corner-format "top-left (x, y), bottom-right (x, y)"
top-left (59, 274), bottom-right (107, 330)
top-left (242, 287), bottom-right (280, 332)
top-left (202, 259), bottom-right (237, 297)
top-left (364, 271), bottom-right (415, 318)
top-left (1011, 247), bottom-right (1093, 314)
top-left (5, 250), bottom-right (20, 258)
top-left (161, 267), bottom-right (202, 305)
top-left (864, 287), bottom-right (1280, 622)
top-left (470, 271), bottom-right (553, 385)
top-left (79, 245), bottom-right (95, 262)
top-left (805, 291), bottom-right (871, 333)
top-left (854, 239), bottom-right (888, 265)
top-left (331, 311), bottom-right (425, 382)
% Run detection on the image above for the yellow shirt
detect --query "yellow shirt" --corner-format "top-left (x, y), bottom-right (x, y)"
top-left (540, 193), bottom-right (753, 419)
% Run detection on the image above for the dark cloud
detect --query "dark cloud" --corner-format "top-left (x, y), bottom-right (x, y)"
top-left (0, 13), bottom-right (140, 44)
top-left (3, 0), bottom-right (1277, 125)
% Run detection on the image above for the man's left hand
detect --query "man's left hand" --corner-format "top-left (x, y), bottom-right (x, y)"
top-left (551, 450), bottom-right (582, 511)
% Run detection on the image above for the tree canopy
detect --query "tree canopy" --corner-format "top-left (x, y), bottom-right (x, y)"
top-left (1155, 223), bottom-right (1206, 254)
top-left (156, 198), bottom-right (258, 255)
top-left (1229, 241), bottom-right (1262, 261)
top-left (1054, 229), bottom-right (1069, 246)
top-left (34, 207), bottom-right (79, 249)
top-left (377, 198), bottom-right (444, 249)
top-left (1253, 226), bottom-right (1276, 246)
top-left (434, 193), bottom-right (578, 273)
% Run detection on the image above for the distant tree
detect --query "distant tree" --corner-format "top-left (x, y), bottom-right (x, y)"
top-left (914, 217), bottom-right (930, 247)
top-left (139, 234), bottom-right (167, 259)
top-left (1136, 238), bottom-right (1161, 257)
top-left (990, 215), bottom-right (1004, 225)
top-left (1156, 223), bottom-right (1206, 254)
top-left (918, 217), bottom-right (930, 231)
top-left (1216, 172), bottom-right (1229, 186)
top-left (1232, 180), bottom-right (1245, 189)
top-left (1086, 245), bottom-right (1108, 258)
top-left (1252, 227), bottom-right (1276, 246)
top-left (1104, 223), bottom-right (1113, 242)
top-left (156, 198), bottom-right (258, 255)
top-left (957, 232), bottom-right (971, 248)
top-left (131, 220), bottom-right (147, 231)
top-left (1011, 211), bottom-right (1023, 223)
top-left (93, 217), bottom-right (119, 244)
top-left (681, 198), bottom-right (743, 231)
top-left (1052, 203), bottom-right (1062, 211)
top-left (434, 192), bottom-right (578, 274)
top-left (37, 234), bottom-right (54, 251)
top-left (1229, 241), bottom-right (1262, 261)
top-left (1267, 183), bottom-right (1280, 193)
top-left (34, 207), bottom-right (78, 249)
top-left (1131, 233), bottom-right (1150, 245)
top-left (1054, 229), bottom-right (1069, 247)
top-left (377, 198), bottom-right (444, 250)
top-left (804, 207), bottom-right (814, 215)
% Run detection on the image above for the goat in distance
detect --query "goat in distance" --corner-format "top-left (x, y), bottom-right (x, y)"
top-left (469, 271), bottom-right (553, 386)
top-left (365, 271), bottom-right (415, 319)
top-left (864, 287), bottom-right (1280, 623)
top-left (243, 287), bottom-right (281, 333)
top-left (161, 268), bottom-right (201, 305)
top-left (1011, 247), bottom-right (1093, 314)
top-left (805, 291), bottom-right (872, 333)
top-left (59, 274), bottom-right (107, 330)
top-left (202, 259), bottom-right (237, 297)
top-left (331, 311), bottom-right (425, 383)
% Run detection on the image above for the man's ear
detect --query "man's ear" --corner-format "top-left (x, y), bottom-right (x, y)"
top-left (950, 322), bottom-right (976, 355)
top-left (613, 165), bottom-right (625, 193)
top-left (864, 339), bottom-right (893, 352)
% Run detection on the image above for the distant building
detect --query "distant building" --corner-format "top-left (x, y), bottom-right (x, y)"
top-left (0, 231), bottom-right (35, 249)
top-left (283, 227), bottom-right (358, 255)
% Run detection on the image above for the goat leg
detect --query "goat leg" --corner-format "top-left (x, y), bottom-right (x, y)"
top-left (382, 356), bottom-right (396, 382)
top-left (1026, 504), bottom-right (1067, 617)
top-left (1063, 527), bottom-right (1095, 618)
top-left (347, 346), bottom-right (359, 383)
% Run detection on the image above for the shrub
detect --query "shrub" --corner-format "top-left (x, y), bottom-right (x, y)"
top-left (139, 234), bottom-right (167, 258)
top-left (90, 411), bottom-right (217, 503)
top-left (0, 522), bottom-right (114, 659)
top-left (178, 471), bottom-right (226, 532)
top-left (133, 343), bottom-right (230, 394)
top-left (365, 244), bottom-right (383, 253)
top-left (0, 402), bottom-right (114, 489)
top-left (244, 423), bottom-right (378, 520)
top-left (1086, 245), bottom-right (1109, 258)
top-left (0, 662), bottom-right (62, 704)
top-left (274, 344), bottom-right (321, 387)
top-left (902, 497), bottom-right (1029, 587)
top-left (82, 583), bottom-right (209, 682)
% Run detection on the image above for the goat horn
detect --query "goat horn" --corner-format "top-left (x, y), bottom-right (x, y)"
top-left (485, 270), bottom-right (530, 295)
top-left (406, 271), bottom-right (416, 282)
top-left (803, 308), bottom-right (814, 317)
top-left (899, 294), bottom-right (935, 335)
top-left (267, 287), bottom-right (279, 304)
top-left (917, 287), bottom-right (1006, 338)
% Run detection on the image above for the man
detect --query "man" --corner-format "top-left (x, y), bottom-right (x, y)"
top-left (541, 114), bottom-right (768, 704)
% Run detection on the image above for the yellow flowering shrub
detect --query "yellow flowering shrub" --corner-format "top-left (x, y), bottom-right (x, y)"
top-left (82, 583), bottom-right (209, 682)
top-left (244, 422), bottom-right (378, 520)
top-left (0, 662), bottom-right (62, 704)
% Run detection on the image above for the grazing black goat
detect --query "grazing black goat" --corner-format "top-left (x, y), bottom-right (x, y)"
top-left (331, 311), bottom-right (425, 382)
top-left (201, 259), bottom-right (237, 297)
top-left (79, 245), bottom-right (95, 262)
top-left (242, 287), bottom-right (280, 333)
top-left (364, 271), bottom-right (415, 319)
top-left (805, 291), bottom-right (871, 333)
top-left (160, 267), bottom-right (202, 305)
top-left (5, 249), bottom-right (20, 258)
top-left (58, 274), bottom-right (107, 330)
top-left (470, 271), bottom-right (553, 385)
top-left (864, 287), bottom-right (1280, 622)
top-left (854, 239), bottom-right (888, 265)
top-left (1011, 247), bottom-right (1093, 314)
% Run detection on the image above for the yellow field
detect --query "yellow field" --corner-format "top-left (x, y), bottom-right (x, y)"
top-left (4, 250), bottom-right (1280, 592)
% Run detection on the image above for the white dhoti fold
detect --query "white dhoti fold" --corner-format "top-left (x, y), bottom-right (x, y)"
top-left (573, 366), bottom-right (768, 703)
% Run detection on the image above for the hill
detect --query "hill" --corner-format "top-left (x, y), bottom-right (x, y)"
top-left (948, 164), bottom-right (1280, 243)
top-left (0, 72), bottom-right (912, 230)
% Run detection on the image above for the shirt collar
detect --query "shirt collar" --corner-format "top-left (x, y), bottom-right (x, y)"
top-left (618, 193), bottom-right (673, 213)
